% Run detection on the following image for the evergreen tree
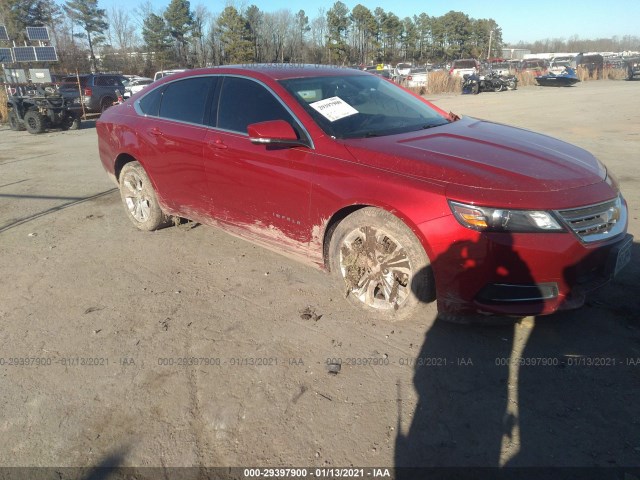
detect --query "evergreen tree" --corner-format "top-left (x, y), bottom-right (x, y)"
top-left (1, 0), bottom-right (61, 42)
top-left (327, 1), bottom-right (350, 64)
top-left (164, 0), bottom-right (193, 66)
top-left (64, 0), bottom-right (108, 72)
top-left (142, 13), bottom-right (173, 68)
top-left (216, 6), bottom-right (253, 64)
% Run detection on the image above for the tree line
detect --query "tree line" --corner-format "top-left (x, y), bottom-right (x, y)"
top-left (2, 0), bottom-right (638, 78)
top-left (0, 0), bottom-right (506, 76)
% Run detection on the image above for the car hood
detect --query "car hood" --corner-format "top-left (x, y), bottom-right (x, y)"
top-left (341, 116), bottom-right (606, 193)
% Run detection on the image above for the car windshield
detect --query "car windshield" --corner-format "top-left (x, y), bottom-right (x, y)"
top-left (279, 74), bottom-right (448, 139)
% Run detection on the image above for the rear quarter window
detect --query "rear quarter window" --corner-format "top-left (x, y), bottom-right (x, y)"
top-left (137, 86), bottom-right (164, 116)
top-left (61, 76), bottom-right (86, 88)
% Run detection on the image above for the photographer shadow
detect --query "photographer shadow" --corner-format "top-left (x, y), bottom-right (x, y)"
top-left (396, 236), bottom-right (640, 477)
top-left (395, 234), bottom-right (544, 476)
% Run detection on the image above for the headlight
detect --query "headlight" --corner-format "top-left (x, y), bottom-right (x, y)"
top-left (449, 201), bottom-right (564, 232)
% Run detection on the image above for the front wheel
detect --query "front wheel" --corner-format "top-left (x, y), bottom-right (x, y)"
top-left (23, 110), bottom-right (45, 134)
top-left (471, 83), bottom-right (480, 95)
top-left (329, 208), bottom-right (434, 321)
top-left (119, 162), bottom-right (170, 231)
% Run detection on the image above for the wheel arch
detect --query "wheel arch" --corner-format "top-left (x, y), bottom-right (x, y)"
top-left (321, 203), bottom-right (434, 273)
top-left (114, 153), bottom-right (138, 182)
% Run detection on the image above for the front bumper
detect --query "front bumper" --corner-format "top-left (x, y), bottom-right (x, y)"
top-left (418, 214), bottom-right (633, 317)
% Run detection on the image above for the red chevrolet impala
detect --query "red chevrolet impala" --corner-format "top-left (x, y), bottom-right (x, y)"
top-left (96, 65), bottom-right (632, 321)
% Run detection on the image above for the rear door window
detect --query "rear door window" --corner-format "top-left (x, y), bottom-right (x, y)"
top-left (157, 76), bottom-right (215, 125)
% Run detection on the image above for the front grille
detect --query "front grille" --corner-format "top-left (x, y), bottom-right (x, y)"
top-left (557, 195), bottom-right (626, 243)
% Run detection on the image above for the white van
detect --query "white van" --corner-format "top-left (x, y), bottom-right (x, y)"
top-left (153, 69), bottom-right (188, 82)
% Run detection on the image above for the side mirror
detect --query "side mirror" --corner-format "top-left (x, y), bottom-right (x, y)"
top-left (248, 120), bottom-right (307, 147)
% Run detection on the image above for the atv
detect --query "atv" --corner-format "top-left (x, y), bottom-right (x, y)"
top-left (7, 84), bottom-right (82, 134)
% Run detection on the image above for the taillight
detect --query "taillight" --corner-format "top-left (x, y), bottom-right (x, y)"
top-left (84, 87), bottom-right (92, 96)
top-left (449, 68), bottom-right (454, 75)
top-left (407, 75), bottom-right (413, 80)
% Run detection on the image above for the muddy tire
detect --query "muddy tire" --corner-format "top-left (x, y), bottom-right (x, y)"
top-left (119, 162), bottom-right (170, 231)
top-left (8, 111), bottom-right (25, 131)
top-left (23, 110), bottom-right (45, 134)
top-left (328, 207), bottom-right (434, 321)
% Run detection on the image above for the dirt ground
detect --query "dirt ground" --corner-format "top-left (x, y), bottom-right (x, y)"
top-left (0, 80), bottom-right (639, 477)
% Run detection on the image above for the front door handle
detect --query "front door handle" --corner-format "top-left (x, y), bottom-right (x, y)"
top-left (210, 139), bottom-right (228, 149)
top-left (148, 127), bottom-right (163, 136)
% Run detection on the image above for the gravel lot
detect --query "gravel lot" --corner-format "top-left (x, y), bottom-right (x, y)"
top-left (0, 80), bottom-right (638, 477)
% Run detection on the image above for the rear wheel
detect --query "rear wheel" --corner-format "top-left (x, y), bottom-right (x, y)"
top-left (60, 114), bottom-right (81, 131)
top-left (8, 111), bottom-right (25, 131)
top-left (100, 97), bottom-right (115, 113)
top-left (119, 161), bottom-right (170, 231)
top-left (471, 83), bottom-right (480, 95)
top-left (23, 110), bottom-right (45, 134)
top-left (507, 79), bottom-right (517, 90)
top-left (329, 207), bottom-right (434, 320)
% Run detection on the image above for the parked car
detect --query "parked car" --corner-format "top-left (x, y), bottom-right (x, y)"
top-left (519, 59), bottom-right (549, 76)
top-left (549, 56), bottom-right (575, 75)
top-left (573, 53), bottom-right (604, 79)
top-left (394, 62), bottom-right (413, 82)
top-left (405, 67), bottom-right (428, 88)
top-left (363, 66), bottom-right (393, 80)
top-left (58, 73), bottom-right (127, 113)
top-left (123, 77), bottom-right (153, 98)
top-left (487, 62), bottom-right (513, 76)
top-left (624, 57), bottom-right (640, 80)
top-left (153, 69), bottom-right (188, 81)
top-left (96, 66), bottom-right (632, 321)
top-left (449, 59), bottom-right (480, 77)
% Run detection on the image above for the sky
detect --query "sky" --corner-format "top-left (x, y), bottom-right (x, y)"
top-left (100, 0), bottom-right (640, 45)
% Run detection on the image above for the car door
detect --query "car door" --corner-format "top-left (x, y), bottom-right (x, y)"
top-left (203, 75), bottom-right (314, 245)
top-left (134, 76), bottom-right (216, 217)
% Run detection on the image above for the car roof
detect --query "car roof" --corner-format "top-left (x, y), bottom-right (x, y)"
top-left (163, 65), bottom-right (370, 82)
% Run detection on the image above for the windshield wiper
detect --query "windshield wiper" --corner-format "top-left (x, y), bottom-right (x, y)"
top-left (421, 122), bottom-right (447, 130)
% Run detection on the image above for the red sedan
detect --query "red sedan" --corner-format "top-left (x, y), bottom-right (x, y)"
top-left (96, 66), bottom-right (632, 321)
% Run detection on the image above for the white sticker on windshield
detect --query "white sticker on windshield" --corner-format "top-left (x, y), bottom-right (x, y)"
top-left (309, 96), bottom-right (358, 122)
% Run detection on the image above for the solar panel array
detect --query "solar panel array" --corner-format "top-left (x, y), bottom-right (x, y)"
top-left (0, 25), bottom-right (9, 41)
top-left (13, 46), bottom-right (36, 62)
top-left (35, 46), bottom-right (58, 61)
top-left (26, 26), bottom-right (50, 41)
top-left (0, 47), bottom-right (13, 63)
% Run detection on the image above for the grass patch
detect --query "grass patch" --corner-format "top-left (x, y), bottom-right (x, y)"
top-left (0, 89), bottom-right (8, 124)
